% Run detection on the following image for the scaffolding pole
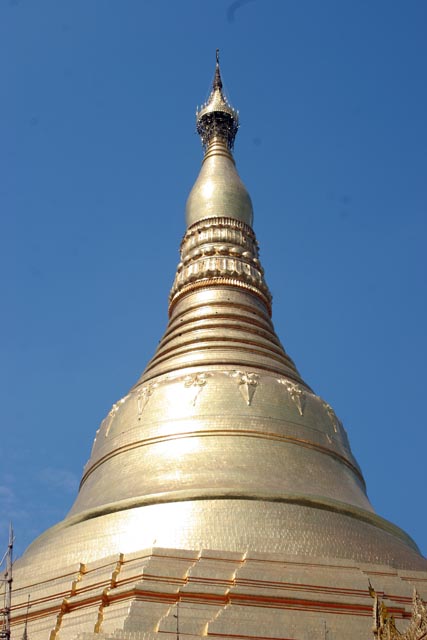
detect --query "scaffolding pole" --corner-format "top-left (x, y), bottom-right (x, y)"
top-left (0, 524), bottom-right (13, 640)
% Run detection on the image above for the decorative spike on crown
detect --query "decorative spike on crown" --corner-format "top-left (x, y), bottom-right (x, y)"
top-left (213, 48), bottom-right (223, 90)
top-left (196, 50), bottom-right (239, 150)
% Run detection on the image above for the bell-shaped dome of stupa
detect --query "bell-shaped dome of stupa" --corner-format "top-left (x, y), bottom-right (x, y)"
top-left (15, 53), bottom-right (426, 578)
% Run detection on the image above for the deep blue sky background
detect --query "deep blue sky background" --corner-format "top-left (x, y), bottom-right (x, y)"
top-left (1, 0), bottom-right (426, 560)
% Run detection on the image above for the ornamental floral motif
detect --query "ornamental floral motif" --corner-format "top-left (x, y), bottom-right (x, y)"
top-left (370, 583), bottom-right (427, 639)
top-left (184, 373), bottom-right (209, 406)
top-left (136, 383), bottom-right (157, 418)
top-left (230, 370), bottom-right (259, 406)
top-left (278, 379), bottom-right (306, 416)
top-left (321, 400), bottom-right (352, 450)
top-left (322, 400), bottom-right (339, 433)
top-left (101, 394), bottom-right (130, 438)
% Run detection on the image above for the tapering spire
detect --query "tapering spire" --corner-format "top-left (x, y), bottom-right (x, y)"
top-left (196, 50), bottom-right (239, 151)
top-left (213, 48), bottom-right (223, 91)
top-left (186, 52), bottom-right (252, 228)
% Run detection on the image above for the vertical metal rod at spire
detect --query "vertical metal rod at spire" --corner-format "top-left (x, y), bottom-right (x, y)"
top-left (213, 48), bottom-right (223, 91)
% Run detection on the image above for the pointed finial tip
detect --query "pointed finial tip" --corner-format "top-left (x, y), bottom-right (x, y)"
top-left (196, 50), bottom-right (239, 151)
top-left (213, 49), bottom-right (223, 91)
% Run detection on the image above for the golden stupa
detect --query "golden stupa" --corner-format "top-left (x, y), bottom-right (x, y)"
top-left (11, 53), bottom-right (427, 640)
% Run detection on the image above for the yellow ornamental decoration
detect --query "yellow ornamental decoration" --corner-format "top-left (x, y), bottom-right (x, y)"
top-left (370, 583), bottom-right (427, 639)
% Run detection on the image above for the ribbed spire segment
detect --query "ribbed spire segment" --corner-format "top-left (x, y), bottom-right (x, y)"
top-left (169, 217), bottom-right (273, 318)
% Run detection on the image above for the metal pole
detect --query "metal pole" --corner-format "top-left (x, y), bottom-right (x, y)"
top-left (5, 524), bottom-right (13, 640)
top-left (1, 524), bottom-right (13, 640)
top-left (173, 600), bottom-right (179, 640)
top-left (22, 595), bottom-right (30, 640)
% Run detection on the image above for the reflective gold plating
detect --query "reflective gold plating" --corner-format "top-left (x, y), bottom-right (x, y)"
top-left (14, 52), bottom-right (427, 583)
top-left (170, 217), bottom-right (270, 314)
top-left (79, 426), bottom-right (364, 489)
top-left (188, 55), bottom-right (252, 226)
top-left (169, 278), bottom-right (271, 315)
top-left (185, 139), bottom-right (253, 227)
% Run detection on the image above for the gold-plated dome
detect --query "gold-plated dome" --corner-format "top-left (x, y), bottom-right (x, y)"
top-left (16, 53), bottom-right (426, 577)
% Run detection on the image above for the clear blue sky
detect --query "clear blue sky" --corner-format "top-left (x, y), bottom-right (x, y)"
top-left (1, 0), bottom-right (426, 559)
